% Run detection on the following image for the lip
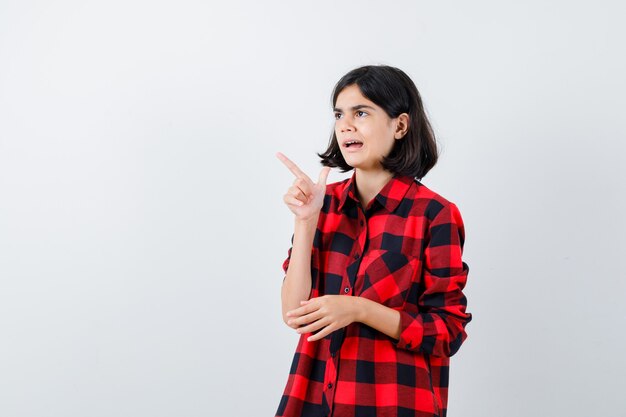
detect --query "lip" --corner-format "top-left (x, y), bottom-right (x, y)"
top-left (341, 138), bottom-right (364, 149)
top-left (343, 143), bottom-right (363, 153)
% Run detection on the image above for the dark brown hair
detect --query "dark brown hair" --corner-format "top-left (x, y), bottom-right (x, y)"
top-left (317, 65), bottom-right (438, 180)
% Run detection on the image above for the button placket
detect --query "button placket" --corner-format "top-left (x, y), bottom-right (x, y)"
top-left (323, 345), bottom-right (338, 408)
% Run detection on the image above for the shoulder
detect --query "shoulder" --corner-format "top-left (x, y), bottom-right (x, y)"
top-left (412, 179), bottom-right (463, 223)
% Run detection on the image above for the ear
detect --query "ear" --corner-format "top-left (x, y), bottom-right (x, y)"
top-left (394, 113), bottom-right (410, 139)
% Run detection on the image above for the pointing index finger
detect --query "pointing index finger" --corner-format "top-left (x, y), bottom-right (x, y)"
top-left (276, 152), bottom-right (312, 182)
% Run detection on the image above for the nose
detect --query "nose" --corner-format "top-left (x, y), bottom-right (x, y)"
top-left (337, 115), bottom-right (355, 132)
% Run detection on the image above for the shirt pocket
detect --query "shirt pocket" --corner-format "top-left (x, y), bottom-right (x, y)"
top-left (357, 249), bottom-right (421, 308)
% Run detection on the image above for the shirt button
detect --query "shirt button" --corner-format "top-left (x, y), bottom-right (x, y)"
top-left (353, 253), bottom-right (360, 259)
top-left (406, 343), bottom-right (412, 349)
top-left (327, 383), bottom-right (333, 389)
top-left (360, 220), bottom-right (364, 226)
top-left (344, 287), bottom-right (350, 293)
top-left (331, 352), bottom-right (336, 357)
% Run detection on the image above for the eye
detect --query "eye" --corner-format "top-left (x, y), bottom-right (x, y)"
top-left (356, 110), bottom-right (367, 117)
top-left (334, 112), bottom-right (342, 120)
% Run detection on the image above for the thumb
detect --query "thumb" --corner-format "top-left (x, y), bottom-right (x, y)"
top-left (317, 166), bottom-right (331, 186)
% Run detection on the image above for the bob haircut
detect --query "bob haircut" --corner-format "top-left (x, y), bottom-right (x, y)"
top-left (317, 65), bottom-right (439, 180)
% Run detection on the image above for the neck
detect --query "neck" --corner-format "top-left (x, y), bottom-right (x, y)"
top-left (354, 168), bottom-right (394, 208)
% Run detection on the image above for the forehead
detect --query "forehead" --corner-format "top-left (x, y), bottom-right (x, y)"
top-left (334, 84), bottom-right (377, 109)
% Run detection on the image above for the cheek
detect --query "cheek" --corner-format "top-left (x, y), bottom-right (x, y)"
top-left (371, 130), bottom-right (392, 149)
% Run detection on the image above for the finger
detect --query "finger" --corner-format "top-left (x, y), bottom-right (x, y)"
top-left (318, 166), bottom-right (331, 186)
top-left (286, 305), bottom-right (310, 318)
top-left (286, 300), bottom-right (317, 318)
top-left (307, 322), bottom-right (336, 342)
top-left (289, 309), bottom-right (323, 327)
top-left (276, 152), bottom-right (311, 182)
top-left (288, 186), bottom-right (308, 202)
top-left (293, 178), bottom-right (313, 199)
top-left (296, 317), bottom-right (328, 335)
top-left (283, 194), bottom-right (304, 207)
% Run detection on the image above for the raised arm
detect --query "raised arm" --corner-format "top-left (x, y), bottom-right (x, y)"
top-left (276, 152), bottom-right (330, 326)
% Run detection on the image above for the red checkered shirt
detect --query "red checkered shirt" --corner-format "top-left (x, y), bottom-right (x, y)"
top-left (276, 171), bottom-right (472, 417)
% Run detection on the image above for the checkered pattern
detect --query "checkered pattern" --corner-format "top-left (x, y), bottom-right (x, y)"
top-left (276, 171), bottom-right (472, 417)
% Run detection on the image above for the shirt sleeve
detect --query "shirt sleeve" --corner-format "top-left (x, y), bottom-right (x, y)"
top-left (282, 233), bottom-right (295, 281)
top-left (394, 201), bottom-right (473, 357)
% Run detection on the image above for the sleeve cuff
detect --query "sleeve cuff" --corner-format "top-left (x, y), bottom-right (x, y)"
top-left (395, 310), bottom-right (424, 350)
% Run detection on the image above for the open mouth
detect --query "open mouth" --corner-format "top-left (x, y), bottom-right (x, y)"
top-left (344, 140), bottom-right (363, 148)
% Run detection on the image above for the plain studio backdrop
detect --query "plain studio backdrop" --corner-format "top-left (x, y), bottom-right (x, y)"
top-left (1, 1), bottom-right (625, 416)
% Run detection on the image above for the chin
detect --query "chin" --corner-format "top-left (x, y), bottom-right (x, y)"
top-left (341, 157), bottom-right (359, 168)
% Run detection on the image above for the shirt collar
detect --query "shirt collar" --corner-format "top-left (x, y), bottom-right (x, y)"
top-left (337, 170), bottom-right (415, 214)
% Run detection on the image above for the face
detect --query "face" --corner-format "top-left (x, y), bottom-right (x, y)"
top-left (333, 84), bottom-right (408, 173)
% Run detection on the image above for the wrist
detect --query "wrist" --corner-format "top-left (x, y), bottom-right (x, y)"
top-left (295, 215), bottom-right (319, 228)
top-left (353, 296), bottom-right (368, 323)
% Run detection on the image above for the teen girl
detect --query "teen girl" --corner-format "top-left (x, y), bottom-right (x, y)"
top-left (275, 64), bottom-right (472, 417)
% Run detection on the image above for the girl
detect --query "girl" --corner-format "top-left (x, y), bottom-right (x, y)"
top-left (275, 65), bottom-right (472, 417)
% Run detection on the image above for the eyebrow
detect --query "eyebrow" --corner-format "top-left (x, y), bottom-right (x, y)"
top-left (333, 104), bottom-right (376, 113)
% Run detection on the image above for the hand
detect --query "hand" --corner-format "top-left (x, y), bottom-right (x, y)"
top-left (285, 295), bottom-right (362, 342)
top-left (276, 152), bottom-right (331, 222)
